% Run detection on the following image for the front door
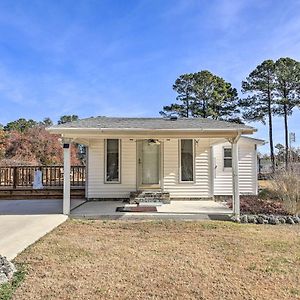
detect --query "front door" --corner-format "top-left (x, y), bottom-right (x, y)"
top-left (137, 140), bottom-right (160, 189)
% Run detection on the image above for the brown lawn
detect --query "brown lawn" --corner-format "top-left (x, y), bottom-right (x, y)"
top-left (12, 220), bottom-right (300, 300)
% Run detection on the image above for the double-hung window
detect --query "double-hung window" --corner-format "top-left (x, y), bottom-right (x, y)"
top-left (180, 139), bottom-right (194, 182)
top-left (105, 139), bottom-right (120, 183)
top-left (223, 147), bottom-right (232, 169)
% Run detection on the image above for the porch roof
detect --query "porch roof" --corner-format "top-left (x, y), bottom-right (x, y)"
top-left (48, 117), bottom-right (256, 135)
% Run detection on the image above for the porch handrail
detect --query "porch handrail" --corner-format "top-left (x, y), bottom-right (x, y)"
top-left (0, 165), bottom-right (86, 188)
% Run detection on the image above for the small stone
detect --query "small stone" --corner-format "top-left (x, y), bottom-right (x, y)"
top-left (0, 273), bottom-right (8, 285)
top-left (278, 217), bottom-right (286, 224)
top-left (231, 216), bottom-right (240, 223)
top-left (269, 216), bottom-right (280, 225)
top-left (248, 215), bottom-right (257, 224)
top-left (0, 255), bottom-right (17, 284)
top-left (286, 217), bottom-right (295, 225)
top-left (240, 215), bottom-right (248, 223)
top-left (292, 216), bottom-right (300, 224)
top-left (257, 216), bottom-right (265, 224)
top-left (258, 214), bottom-right (267, 220)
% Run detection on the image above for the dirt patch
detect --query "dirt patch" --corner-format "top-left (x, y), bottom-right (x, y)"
top-left (12, 220), bottom-right (300, 300)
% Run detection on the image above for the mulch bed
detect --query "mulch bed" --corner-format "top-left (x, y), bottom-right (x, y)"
top-left (228, 195), bottom-right (288, 215)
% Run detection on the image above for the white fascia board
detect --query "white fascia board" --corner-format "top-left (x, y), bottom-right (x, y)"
top-left (47, 127), bottom-right (256, 135)
top-left (240, 136), bottom-right (266, 145)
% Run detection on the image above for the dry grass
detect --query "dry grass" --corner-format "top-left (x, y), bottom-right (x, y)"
top-left (12, 220), bottom-right (300, 300)
top-left (258, 180), bottom-right (273, 189)
top-left (271, 170), bottom-right (300, 216)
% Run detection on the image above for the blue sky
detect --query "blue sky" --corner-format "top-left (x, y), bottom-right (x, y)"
top-left (0, 0), bottom-right (300, 153)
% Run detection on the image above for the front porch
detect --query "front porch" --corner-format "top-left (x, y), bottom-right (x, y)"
top-left (61, 134), bottom-right (242, 218)
top-left (70, 200), bottom-right (231, 220)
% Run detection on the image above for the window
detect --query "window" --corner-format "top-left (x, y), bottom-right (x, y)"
top-left (180, 139), bottom-right (194, 182)
top-left (223, 147), bottom-right (232, 168)
top-left (105, 139), bottom-right (120, 183)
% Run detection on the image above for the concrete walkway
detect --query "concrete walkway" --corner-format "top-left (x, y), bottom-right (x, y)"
top-left (0, 214), bottom-right (67, 260)
top-left (0, 199), bottom-right (85, 260)
top-left (71, 200), bottom-right (232, 220)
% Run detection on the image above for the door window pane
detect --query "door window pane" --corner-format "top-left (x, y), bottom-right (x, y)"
top-left (224, 147), bottom-right (232, 168)
top-left (142, 141), bottom-right (159, 184)
top-left (106, 139), bottom-right (119, 182)
top-left (181, 139), bottom-right (194, 181)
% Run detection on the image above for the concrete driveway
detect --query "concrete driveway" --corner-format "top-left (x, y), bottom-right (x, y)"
top-left (0, 199), bottom-right (85, 260)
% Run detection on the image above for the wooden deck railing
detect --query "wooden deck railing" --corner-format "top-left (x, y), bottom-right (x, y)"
top-left (0, 166), bottom-right (86, 188)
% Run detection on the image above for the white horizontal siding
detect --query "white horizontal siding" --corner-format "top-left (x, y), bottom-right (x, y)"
top-left (213, 140), bottom-right (257, 195)
top-left (163, 139), bottom-right (211, 198)
top-left (87, 137), bottom-right (257, 199)
top-left (87, 139), bottom-right (136, 198)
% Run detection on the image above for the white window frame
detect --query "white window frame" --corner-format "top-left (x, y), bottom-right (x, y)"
top-left (104, 139), bottom-right (121, 184)
top-left (223, 146), bottom-right (232, 170)
top-left (179, 139), bottom-right (195, 183)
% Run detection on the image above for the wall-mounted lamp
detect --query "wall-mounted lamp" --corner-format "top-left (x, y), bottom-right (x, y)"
top-left (148, 139), bottom-right (160, 145)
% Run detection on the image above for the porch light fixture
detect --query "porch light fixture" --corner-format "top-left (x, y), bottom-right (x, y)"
top-left (147, 139), bottom-right (160, 145)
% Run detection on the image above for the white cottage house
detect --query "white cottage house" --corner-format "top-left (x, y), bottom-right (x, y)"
top-left (48, 117), bottom-right (264, 216)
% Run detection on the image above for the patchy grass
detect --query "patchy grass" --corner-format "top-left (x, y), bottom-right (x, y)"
top-left (12, 220), bottom-right (300, 300)
top-left (0, 265), bottom-right (26, 300)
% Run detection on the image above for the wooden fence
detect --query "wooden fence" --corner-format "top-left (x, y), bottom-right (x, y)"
top-left (0, 166), bottom-right (86, 188)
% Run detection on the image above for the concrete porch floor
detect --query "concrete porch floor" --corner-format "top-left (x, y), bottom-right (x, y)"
top-left (71, 200), bottom-right (232, 220)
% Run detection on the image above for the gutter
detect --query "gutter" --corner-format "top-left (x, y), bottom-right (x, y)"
top-left (47, 127), bottom-right (256, 133)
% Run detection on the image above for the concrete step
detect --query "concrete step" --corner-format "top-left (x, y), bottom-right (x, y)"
top-left (129, 190), bottom-right (170, 204)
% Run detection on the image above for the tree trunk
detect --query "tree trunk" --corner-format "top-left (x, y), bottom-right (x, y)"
top-left (202, 100), bottom-right (206, 118)
top-left (186, 98), bottom-right (189, 118)
top-left (267, 84), bottom-right (275, 173)
top-left (268, 103), bottom-right (275, 173)
top-left (283, 103), bottom-right (289, 170)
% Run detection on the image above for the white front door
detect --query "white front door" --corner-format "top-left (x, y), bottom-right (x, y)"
top-left (138, 140), bottom-right (160, 189)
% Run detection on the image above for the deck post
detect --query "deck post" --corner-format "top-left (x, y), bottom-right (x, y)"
top-left (63, 141), bottom-right (71, 215)
top-left (230, 132), bottom-right (241, 219)
top-left (227, 132), bottom-right (241, 219)
top-left (232, 141), bottom-right (239, 218)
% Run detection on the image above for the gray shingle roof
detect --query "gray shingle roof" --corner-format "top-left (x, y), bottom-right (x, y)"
top-left (50, 117), bottom-right (255, 131)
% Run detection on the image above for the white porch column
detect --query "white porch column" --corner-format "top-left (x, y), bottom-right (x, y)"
top-left (63, 142), bottom-right (71, 215)
top-left (232, 141), bottom-right (240, 217)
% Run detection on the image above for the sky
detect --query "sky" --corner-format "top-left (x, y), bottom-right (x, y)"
top-left (0, 0), bottom-right (300, 153)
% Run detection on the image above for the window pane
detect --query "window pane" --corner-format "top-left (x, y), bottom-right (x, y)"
top-left (106, 139), bottom-right (119, 182)
top-left (224, 147), bottom-right (232, 168)
top-left (181, 139), bottom-right (193, 181)
top-left (224, 148), bottom-right (232, 158)
top-left (224, 158), bottom-right (232, 168)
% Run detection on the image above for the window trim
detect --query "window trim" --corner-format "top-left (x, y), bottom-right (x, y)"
top-left (104, 139), bottom-right (121, 184)
top-left (223, 146), bottom-right (232, 171)
top-left (179, 139), bottom-right (195, 183)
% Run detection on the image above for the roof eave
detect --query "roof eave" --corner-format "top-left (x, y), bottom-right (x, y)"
top-left (47, 127), bottom-right (256, 135)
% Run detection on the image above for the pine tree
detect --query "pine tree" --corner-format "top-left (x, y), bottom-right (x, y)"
top-left (160, 74), bottom-right (195, 118)
top-left (160, 71), bottom-right (240, 122)
top-left (274, 57), bottom-right (300, 169)
top-left (193, 71), bottom-right (240, 121)
top-left (240, 60), bottom-right (276, 172)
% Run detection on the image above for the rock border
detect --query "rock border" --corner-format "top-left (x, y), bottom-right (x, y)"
top-left (0, 255), bottom-right (17, 285)
top-left (231, 214), bottom-right (300, 225)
